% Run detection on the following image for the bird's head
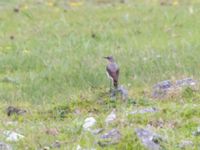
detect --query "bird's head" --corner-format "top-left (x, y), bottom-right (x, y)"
top-left (104, 56), bottom-right (114, 62)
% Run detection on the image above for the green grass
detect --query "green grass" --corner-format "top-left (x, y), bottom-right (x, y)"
top-left (0, 0), bottom-right (200, 149)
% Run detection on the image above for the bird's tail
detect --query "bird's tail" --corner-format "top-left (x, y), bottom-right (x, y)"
top-left (114, 80), bottom-right (118, 89)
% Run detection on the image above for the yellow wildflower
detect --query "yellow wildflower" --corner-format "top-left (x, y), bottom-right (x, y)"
top-left (47, 1), bottom-right (54, 7)
top-left (22, 4), bottom-right (29, 10)
top-left (189, 6), bottom-right (194, 14)
top-left (23, 49), bottom-right (30, 54)
top-left (69, 1), bottom-right (83, 7)
top-left (6, 46), bottom-right (11, 50)
top-left (173, 0), bottom-right (179, 6)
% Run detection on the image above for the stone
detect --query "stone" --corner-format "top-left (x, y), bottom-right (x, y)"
top-left (152, 78), bottom-right (198, 98)
top-left (153, 80), bottom-right (172, 90)
top-left (110, 85), bottom-right (128, 100)
top-left (51, 141), bottom-right (61, 148)
top-left (83, 117), bottom-right (96, 131)
top-left (3, 131), bottom-right (24, 142)
top-left (76, 145), bottom-right (82, 150)
top-left (175, 78), bottom-right (197, 87)
top-left (91, 128), bottom-right (104, 135)
top-left (6, 106), bottom-right (27, 116)
top-left (117, 85), bottom-right (128, 100)
top-left (4, 121), bottom-right (18, 126)
top-left (98, 129), bottom-right (121, 146)
top-left (105, 109), bottom-right (116, 125)
top-left (0, 142), bottom-right (12, 150)
top-left (129, 107), bottom-right (158, 115)
top-left (1, 77), bottom-right (19, 84)
top-left (179, 140), bottom-right (193, 149)
top-left (135, 128), bottom-right (164, 150)
top-left (152, 80), bottom-right (172, 98)
top-left (192, 126), bottom-right (200, 136)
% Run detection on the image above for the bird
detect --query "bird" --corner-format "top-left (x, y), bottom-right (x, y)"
top-left (104, 56), bottom-right (120, 91)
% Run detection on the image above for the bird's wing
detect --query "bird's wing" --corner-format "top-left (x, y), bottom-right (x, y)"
top-left (116, 68), bottom-right (119, 80)
top-left (106, 63), bottom-right (119, 81)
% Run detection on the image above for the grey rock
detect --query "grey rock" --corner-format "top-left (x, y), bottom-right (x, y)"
top-left (135, 128), bottom-right (164, 150)
top-left (76, 144), bottom-right (95, 150)
top-left (1, 77), bottom-right (19, 84)
top-left (110, 85), bottom-right (128, 100)
top-left (117, 85), bottom-right (128, 100)
top-left (91, 128), bottom-right (104, 135)
top-left (105, 109), bottom-right (116, 125)
top-left (83, 117), bottom-right (96, 131)
top-left (100, 129), bottom-right (121, 139)
top-left (4, 121), bottom-right (18, 126)
top-left (110, 89), bottom-right (117, 99)
top-left (51, 141), bottom-right (61, 148)
top-left (192, 126), bottom-right (200, 136)
top-left (130, 107), bottom-right (158, 115)
top-left (6, 106), bottom-right (27, 116)
top-left (179, 140), bottom-right (193, 149)
top-left (176, 78), bottom-right (197, 87)
top-left (3, 131), bottom-right (24, 142)
top-left (152, 78), bottom-right (198, 98)
top-left (153, 80), bottom-right (172, 90)
top-left (152, 80), bottom-right (172, 98)
top-left (76, 145), bottom-right (82, 150)
top-left (98, 129), bottom-right (121, 147)
top-left (0, 142), bottom-right (12, 150)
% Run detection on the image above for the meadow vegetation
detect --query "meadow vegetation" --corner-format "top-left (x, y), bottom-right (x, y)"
top-left (0, 0), bottom-right (200, 149)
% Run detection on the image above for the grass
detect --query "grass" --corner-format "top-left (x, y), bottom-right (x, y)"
top-left (0, 0), bottom-right (200, 149)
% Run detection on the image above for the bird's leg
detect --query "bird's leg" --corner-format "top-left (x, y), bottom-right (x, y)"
top-left (110, 79), bottom-right (116, 99)
top-left (109, 79), bottom-right (112, 93)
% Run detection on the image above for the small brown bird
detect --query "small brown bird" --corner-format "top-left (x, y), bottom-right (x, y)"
top-left (104, 56), bottom-right (119, 91)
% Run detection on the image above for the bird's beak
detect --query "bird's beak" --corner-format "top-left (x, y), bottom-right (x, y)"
top-left (103, 56), bottom-right (108, 59)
